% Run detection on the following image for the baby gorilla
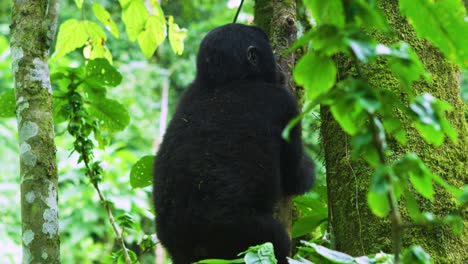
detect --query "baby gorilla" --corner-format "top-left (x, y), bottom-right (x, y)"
top-left (153, 24), bottom-right (314, 264)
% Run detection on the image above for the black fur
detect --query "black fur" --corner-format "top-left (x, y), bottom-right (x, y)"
top-left (153, 24), bottom-right (314, 264)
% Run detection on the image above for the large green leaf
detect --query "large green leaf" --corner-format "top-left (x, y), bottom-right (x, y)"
top-left (121, 0), bottom-right (149, 41)
top-left (394, 153), bottom-right (434, 201)
top-left (303, 0), bottom-right (345, 27)
top-left (292, 214), bottom-right (327, 238)
top-left (367, 166), bottom-right (392, 217)
top-left (401, 245), bottom-right (431, 264)
top-left (92, 3), bottom-right (119, 38)
top-left (137, 15), bottom-right (166, 58)
top-left (87, 98), bottom-right (130, 132)
top-left (85, 58), bottom-right (122, 87)
top-left (168, 16), bottom-right (187, 55)
top-left (53, 19), bottom-right (88, 59)
top-left (0, 89), bottom-right (15, 118)
top-left (301, 242), bottom-right (355, 264)
top-left (399, 0), bottom-right (468, 67)
top-left (293, 53), bottom-right (336, 101)
top-left (130, 155), bottom-right (155, 188)
top-left (410, 94), bottom-right (456, 146)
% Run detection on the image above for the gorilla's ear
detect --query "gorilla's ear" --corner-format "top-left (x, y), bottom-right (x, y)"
top-left (247, 45), bottom-right (258, 66)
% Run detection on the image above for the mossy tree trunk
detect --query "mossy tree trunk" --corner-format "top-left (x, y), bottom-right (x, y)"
top-left (254, 0), bottom-right (304, 250)
top-left (254, 0), bottom-right (299, 239)
top-left (322, 1), bottom-right (467, 263)
top-left (10, 0), bottom-right (60, 263)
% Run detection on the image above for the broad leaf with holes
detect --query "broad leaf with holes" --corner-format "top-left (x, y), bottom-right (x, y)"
top-left (86, 58), bottom-right (122, 87)
top-left (130, 156), bottom-right (155, 188)
top-left (87, 98), bottom-right (129, 132)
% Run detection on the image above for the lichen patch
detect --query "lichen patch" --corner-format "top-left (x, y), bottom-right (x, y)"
top-left (19, 121), bottom-right (38, 143)
top-left (25, 191), bottom-right (36, 203)
top-left (11, 47), bottom-right (24, 73)
top-left (42, 208), bottom-right (58, 239)
top-left (30, 58), bottom-right (52, 94)
top-left (22, 229), bottom-right (35, 246)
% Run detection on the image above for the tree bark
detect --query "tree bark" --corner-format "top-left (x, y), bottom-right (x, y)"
top-left (10, 0), bottom-right (60, 263)
top-left (254, 0), bottom-right (298, 238)
top-left (322, 0), bottom-right (467, 263)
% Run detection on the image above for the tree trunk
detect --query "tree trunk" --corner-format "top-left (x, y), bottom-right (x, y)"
top-left (10, 0), bottom-right (60, 263)
top-left (322, 0), bottom-right (467, 263)
top-left (254, 0), bottom-right (299, 238)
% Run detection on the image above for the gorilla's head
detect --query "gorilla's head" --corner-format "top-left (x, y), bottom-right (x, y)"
top-left (196, 24), bottom-right (278, 86)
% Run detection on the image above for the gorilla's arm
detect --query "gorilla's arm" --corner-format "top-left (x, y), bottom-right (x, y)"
top-left (279, 102), bottom-right (315, 195)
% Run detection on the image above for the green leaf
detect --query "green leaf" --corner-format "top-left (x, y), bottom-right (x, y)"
top-left (121, 0), bottom-right (149, 41)
top-left (351, 0), bottom-right (388, 30)
top-left (458, 185), bottom-right (468, 205)
top-left (130, 155), bottom-right (155, 188)
top-left (368, 166), bottom-right (392, 217)
top-left (382, 118), bottom-right (407, 145)
top-left (410, 94), bottom-right (456, 146)
top-left (394, 153), bottom-right (436, 201)
top-left (0, 89), bottom-right (15, 118)
top-left (443, 215), bottom-right (464, 235)
top-left (292, 214), bottom-right (327, 238)
top-left (87, 98), bottom-right (130, 132)
top-left (137, 15), bottom-right (166, 58)
top-left (83, 21), bottom-right (107, 44)
top-left (399, 0), bottom-right (468, 68)
top-left (404, 191), bottom-right (421, 221)
top-left (195, 259), bottom-right (244, 264)
top-left (53, 19), bottom-right (89, 59)
top-left (83, 43), bottom-right (113, 63)
top-left (294, 53), bottom-right (336, 101)
top-left (168, 16), bottom-right (187, 55)
top-left (388, 43), bottom-right (428, 94)
top-left (409, 170), bottom-right (434, 201)
top-left (312, 25), bottom-right (347, 56)
top-left (303, 0), bottom-right (345, 27)
top-left (330, 100), bottom-right (361, 135)
top-left (85, 58), bottom-right (122, 87)
top-left (368, 190), bottom-right (390, 218)
top-left (92, 3), bottom-right (119, 38)
top-left (241, 243), bottom-right (277, 264)
top-left (74, 0), bottom-right (84, 9)
top-left (301, 242), bottom-right (355, 264)
top-left (401, 245), bottom-right (431, 264)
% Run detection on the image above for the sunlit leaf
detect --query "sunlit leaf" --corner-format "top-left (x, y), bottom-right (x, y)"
top-left (92, 3), bottom-right (119, 38)
top-left (53, 19), bottom-right (88, 59)
top-left (137, 15), bottom-right (166, 58)
top-left (74, 0), bottom-right (84, 9)
top-left (168, 16), bottom-right (187, 55)
top-left (121, 0), bottom-right (149, 41)
top-left (294, 53), bottom-right (336, 101)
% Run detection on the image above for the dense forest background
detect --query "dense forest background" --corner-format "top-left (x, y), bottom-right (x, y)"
top-left (0, 0), bottom-right (467, 263)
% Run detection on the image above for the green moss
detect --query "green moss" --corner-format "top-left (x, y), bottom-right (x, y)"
top-left (322, 0), bottom-right (467, 262)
